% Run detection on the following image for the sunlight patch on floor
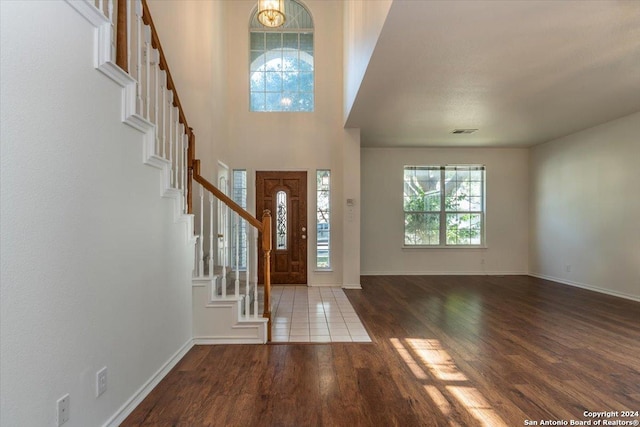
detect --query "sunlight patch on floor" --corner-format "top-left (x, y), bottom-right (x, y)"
top-left (392, 337), bottom-right (507, 427)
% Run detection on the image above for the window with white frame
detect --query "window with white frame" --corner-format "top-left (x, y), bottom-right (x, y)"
top-left (316, 170), bottom-right (330, 268)
top-left (232, 170), bottom-right (247, 269)
top-left (404, 165), bottom-right (485, 246)
top-left (249, 0), bottom-right (314, 112)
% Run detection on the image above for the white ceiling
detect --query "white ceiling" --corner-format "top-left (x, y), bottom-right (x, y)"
top-left (345, 0), bottom-right (640, 148)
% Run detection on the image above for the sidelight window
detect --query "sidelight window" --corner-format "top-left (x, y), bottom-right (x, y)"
top-left (316, 170), bottom-right (330, 269)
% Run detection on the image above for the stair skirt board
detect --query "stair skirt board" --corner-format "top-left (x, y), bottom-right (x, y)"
top-left (192, 283), bottom-right (267, 344)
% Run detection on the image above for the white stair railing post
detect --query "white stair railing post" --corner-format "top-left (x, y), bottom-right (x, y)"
top-left (208, 192), bottom-right (214, 278)
top-left (182, 135), bottom-right (188, 213)
top-left (167, 93), bottom-right (174, 186)
top-left (253, 229), bottom-right (258, 318)
top-left (174, 117), bottom-right (180, 188)
top-left (221, 203), bottom-right (227, 297)
top-left (144, 25), bottom-right (151, 120)
top-left (193, 238), bottom-right (198, 278)
top-left (153, 50), bottom-right (160, 154)
top-left (160, 72), bottom-right (166, 158)
top-left (134, 0), bottom-right (143, 114)
top-left (198, 183), bottom-right (204, 276)
top-left (234, 213), bottom-right (240, 298)
top-left (108, 0), bottom-right (114, 62)
top-left (245, 220), bottom-right (251, 317)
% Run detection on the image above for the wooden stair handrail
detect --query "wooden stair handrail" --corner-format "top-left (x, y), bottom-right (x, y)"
top-left (115, 0), bottom-right (273, 341)
top-left (193, 161), bottom-right (263, 232)
top-left (140, 0), bottom-right (191, 134)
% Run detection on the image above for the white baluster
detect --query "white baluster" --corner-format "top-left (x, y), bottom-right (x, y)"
top-left (168, 92), bottom-right (174, 185)
top-left (198, 184), bottom-right (204, 277)
top-left (174, 117), bottom-right (180, 188)
top-left (245, 219), bottom-right (250, 300)
top-left (253, 230), bottom-right (258, 318)
top-left (221, 204), bottom-right (227, 297)
top-left (161, 73), bottom-right (167, 158)
top-left (183, 136), bottom-right (188, 214)
top-left (245, 285), bottom-right (250, 318)
top-left (234, 214), bottom-right (240, 297)
top-left (135, 0), bottom-right (143, 114)
top-left (144, 25), bottom-right (151, 120)
top-left (193, 237), bottom-right (198, 278)
top-left (108, 0), bottom-right (114, 62)
top-left (107, 0), bottom-right (113, 23)
top-left (208, 192), bottom-right (214, 278)
top-left (154, 51), bottom-right (160, 154)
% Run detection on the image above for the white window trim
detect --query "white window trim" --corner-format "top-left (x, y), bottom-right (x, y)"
top-left (403, 165), bottom-right (486, 248)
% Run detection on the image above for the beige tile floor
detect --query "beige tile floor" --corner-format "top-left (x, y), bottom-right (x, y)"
top-left (270, 286), bottom-right (372, 343)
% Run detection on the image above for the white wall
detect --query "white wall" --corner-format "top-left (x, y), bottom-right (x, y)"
top-left (217, 0), bottom-right (360, 287)
top-left (361, 147), bottom-right (529, 275)
top-left (529, 112), bottom-right (640, 300)
top-left (145, 1), bottom-right (361, 287)
top-left (147, 0), bottom-right (226, 176)
top-left (343, 0), bottom-right (392, 124)
top-left (0, 2), bottom-right (193, 426)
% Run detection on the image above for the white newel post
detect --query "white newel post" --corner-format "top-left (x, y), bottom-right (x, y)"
top-left (198, 183), bottom-right (204, 277)
top-left (208, 192), bottom-right (214, 278)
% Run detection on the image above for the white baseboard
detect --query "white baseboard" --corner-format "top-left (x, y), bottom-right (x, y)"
top-left (307, 283), bottom-right (342, 288)
top-left (103, 339), bottom-right (194, 427)
top-left (528, 273), bottom-right (640, 302)
top-left (193, 336), bottom-right (266, 345)
top-left (360, 270), bottom-right (528, 276)
top-left (342, 283), bottom-right (362, 289)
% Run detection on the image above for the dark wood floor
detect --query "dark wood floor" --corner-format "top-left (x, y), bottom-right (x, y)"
top-left (122, 276), bottom-right (640, 426)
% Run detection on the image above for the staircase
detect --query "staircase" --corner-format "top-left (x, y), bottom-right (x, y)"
top-left (72, 0), bottom-right (272, 343)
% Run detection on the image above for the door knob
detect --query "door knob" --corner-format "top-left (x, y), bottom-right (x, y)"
top-left (302, 235), bottom-right (306, 239)
top-left (302, 226), bottom-right (306, 232)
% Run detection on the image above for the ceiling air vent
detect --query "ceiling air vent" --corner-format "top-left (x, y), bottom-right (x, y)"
top-left (451, 129), bottom-right (478, 134)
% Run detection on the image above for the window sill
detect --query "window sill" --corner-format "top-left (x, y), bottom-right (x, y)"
top-left (314, 269), bottom-right (333, 273)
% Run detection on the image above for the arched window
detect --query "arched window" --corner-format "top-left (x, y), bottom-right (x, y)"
top-left (249, 0), bottom-right (314, 112)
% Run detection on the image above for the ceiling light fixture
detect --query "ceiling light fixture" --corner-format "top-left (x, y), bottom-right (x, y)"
top-left (258, 0), bottom-right (286, 28)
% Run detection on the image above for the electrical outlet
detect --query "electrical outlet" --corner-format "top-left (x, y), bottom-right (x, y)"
top-left (565, 264), bottom-right (572, 273)
top-left (96, 367), bottom-right (107, 397)
top-left (57, 394), bottom-right (70, 426)
top-left (480, 258), bottom-right (485, 265)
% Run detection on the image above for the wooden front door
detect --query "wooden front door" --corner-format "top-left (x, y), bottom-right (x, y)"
top-left (257, 171), bottom-right (307, 284)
